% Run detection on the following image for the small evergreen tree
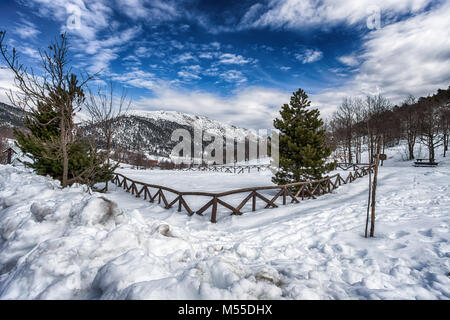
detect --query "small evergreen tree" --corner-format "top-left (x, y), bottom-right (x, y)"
top-left (272, 88), bottom-right (336, 185)
top-left (0, 31), bottom-right (116, 188)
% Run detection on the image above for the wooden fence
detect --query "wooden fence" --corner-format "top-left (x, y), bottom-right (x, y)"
top-left (180, 164), bottom-right (271, 174)
top-left (111, 163), bottom-right (374, 223)
top-left (336, 163), bottom-right (372, 171)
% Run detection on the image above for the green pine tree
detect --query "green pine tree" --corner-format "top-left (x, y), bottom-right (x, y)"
top-left (0, 32), bottom-right (117, 188)
top-left (14, 88), bottom-right (116, 187)
top-left (14, 100), bottom-right (62, 178)
top-left (12, 73), bottom-right (116, 188)
top-left (272, 88), bottom-right (336, 185)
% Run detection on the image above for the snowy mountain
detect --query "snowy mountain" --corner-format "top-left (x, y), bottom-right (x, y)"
top-left (0, 102), bottom-right (260, 158)
top-left (0, 102), bottom-right (25, 128)
top-left (87, 110), bottom-right (261, 158)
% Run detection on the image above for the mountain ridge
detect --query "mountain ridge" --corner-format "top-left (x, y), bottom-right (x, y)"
top-left (0, 102), bottom-right (259, 158)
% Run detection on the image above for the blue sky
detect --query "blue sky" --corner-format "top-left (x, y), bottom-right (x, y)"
top-left (0, 0), bottom-right (449, 128)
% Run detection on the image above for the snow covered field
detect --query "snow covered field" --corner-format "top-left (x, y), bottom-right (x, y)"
top-left (0, 146), bottom-right (449, 299)
top-left (116, 167), bottom-right (275, 193)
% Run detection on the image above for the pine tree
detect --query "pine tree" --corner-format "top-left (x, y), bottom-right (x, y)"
top-left (272, 88), bottom-right (336, 185)
top-left (14, 99), bottom-right (62, 177)
top-left (1, 32), bottom-right (116, 188)
top-left (13, 78), bottom-right (116, 187)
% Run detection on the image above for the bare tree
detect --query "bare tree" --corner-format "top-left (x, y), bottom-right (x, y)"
top-left (441, 106), bottom-right (450, 157)
top-left (418, 97), bottom-right (443, 162)
top-left (84, 80), bottom-right (130, 190)
top-left (329, 97), bottom-right (367, 164)
top-left (0, 31), bottom-right (93, 187)
top-left (365, 94), bottom-right (391, 163)
top-left (333, 98), bottom-right (356, 163)
top-left (398, 95), bottom-right (419, 160)
top-left (352, 98), bottom-right (366, 164)
top-left (435, 89), bottom-right (450, 157)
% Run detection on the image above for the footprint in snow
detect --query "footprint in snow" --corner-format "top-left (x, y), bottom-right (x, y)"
top-left (388, 231), bottom-right (410, 240)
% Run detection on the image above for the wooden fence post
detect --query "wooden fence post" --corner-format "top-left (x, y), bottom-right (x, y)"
top-left (211, 197), bottom-right (218, 223)
top-left (370, 136), bottom-right (382, 237)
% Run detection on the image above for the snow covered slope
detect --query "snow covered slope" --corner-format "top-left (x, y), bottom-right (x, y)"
top-left (0, 102), bottom-right (25, 128)
top-left (84, 110), bottom-right (261, 158)
top-left (0, 146), bottom-right (449, 299)
top-left (127, 110), bottom-right (255, 139)
top-left (0, 103), bottom-right (261, 159)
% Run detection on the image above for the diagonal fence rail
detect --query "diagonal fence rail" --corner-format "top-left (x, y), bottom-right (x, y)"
top-left (111, 163), bottom-right (374, 223)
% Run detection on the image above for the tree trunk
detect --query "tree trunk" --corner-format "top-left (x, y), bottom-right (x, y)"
top-left (365, 165), bottom-right (372, 238)
top-left (443, 133), bottom-right (448, 157)
top-left (105, 132), bottom-right (111, 191)
top-left (429, 135), bottom-right (434, 162)
top-left (369, 135), bottom-right (374, 164)
top-left (408, 138), bottom-right (415, 160)
top-left (370, 135), bottom-right (382, 237)
top-left (60, 109), bottom-right (68, 188)
top-left (348, 137), bottom-right (352, 164)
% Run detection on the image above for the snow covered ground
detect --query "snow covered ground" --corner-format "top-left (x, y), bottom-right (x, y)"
top-left (0, 145), bottom-right (449, 299)
top-left (116, 167), bottom-right (274, 193)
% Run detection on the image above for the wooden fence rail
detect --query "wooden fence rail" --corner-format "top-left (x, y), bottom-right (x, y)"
top-left (111, 163), bottom-right (374, 223)
top-left (178, 164), bottom-right (271, 174)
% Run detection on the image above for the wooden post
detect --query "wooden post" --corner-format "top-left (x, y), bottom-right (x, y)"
top-left (370, 136), bottom-right (382, 237)
top-left (3, 147), bottom-right (16, 164)
top-left (7, 148), bottom-right (12, 164)
top-left (365, 164), bottom-right (372, 238)
top-left (211, 197), bottom-right (218, 223)
top-left (252, 191), bottom-right (256, 211)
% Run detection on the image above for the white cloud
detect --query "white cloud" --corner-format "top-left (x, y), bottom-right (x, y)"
top-left (218, 53), bottom-right (252, 65)
top-left (131, 86), bottom-right (289, 129)
top-left (177, 71), bottom-right (201, 80)
top-left (337, 55), bottom-right (359, 67)
top-left (116, 0), bottom-right (180, 21)
top-left (177, 65), bottom-right (202, 81)
top-left (21, 1), bottom-right (140, 73)
top-left (4, 0), bottom-right (448, 131)
top-left (0, 69), bottom-right (16, 104)
top-left (295, 49), bottom-right (323, 64)
top-left (24, 0), bottom-right (113, 41)
top-left (111, 69), bottom-right (157, 91)
top-left (210, 42), bottom-right (221, 50)
top-left (219, 70), bottom-right (247, 84)
top-left (171, 53), bottom-right (198, 64)
top-left (170, 40), bottom-right (184, 50)
top-left (135, 46), bottom-right (152, 58)
top-left (199, 52), bottom-right (215, 59)
top-left (203, 67), bottom-right (220, 76)
top-left (311, 1), bottom-right (450, 118)
top-left (239, 0), bottom-right (431, 30)
top-left (13, 19), bottom-right (41, 39)
top-left (122, 55), bottom-right (142, 66)
top-left (86, 49), bottom-right (119, 74)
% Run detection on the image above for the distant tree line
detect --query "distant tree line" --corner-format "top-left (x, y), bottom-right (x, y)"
top-left (327, 87), bottom-right (450, 163)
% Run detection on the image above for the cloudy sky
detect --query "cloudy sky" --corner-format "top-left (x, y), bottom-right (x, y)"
top-left (0, 0), bottom-right (449, 128)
